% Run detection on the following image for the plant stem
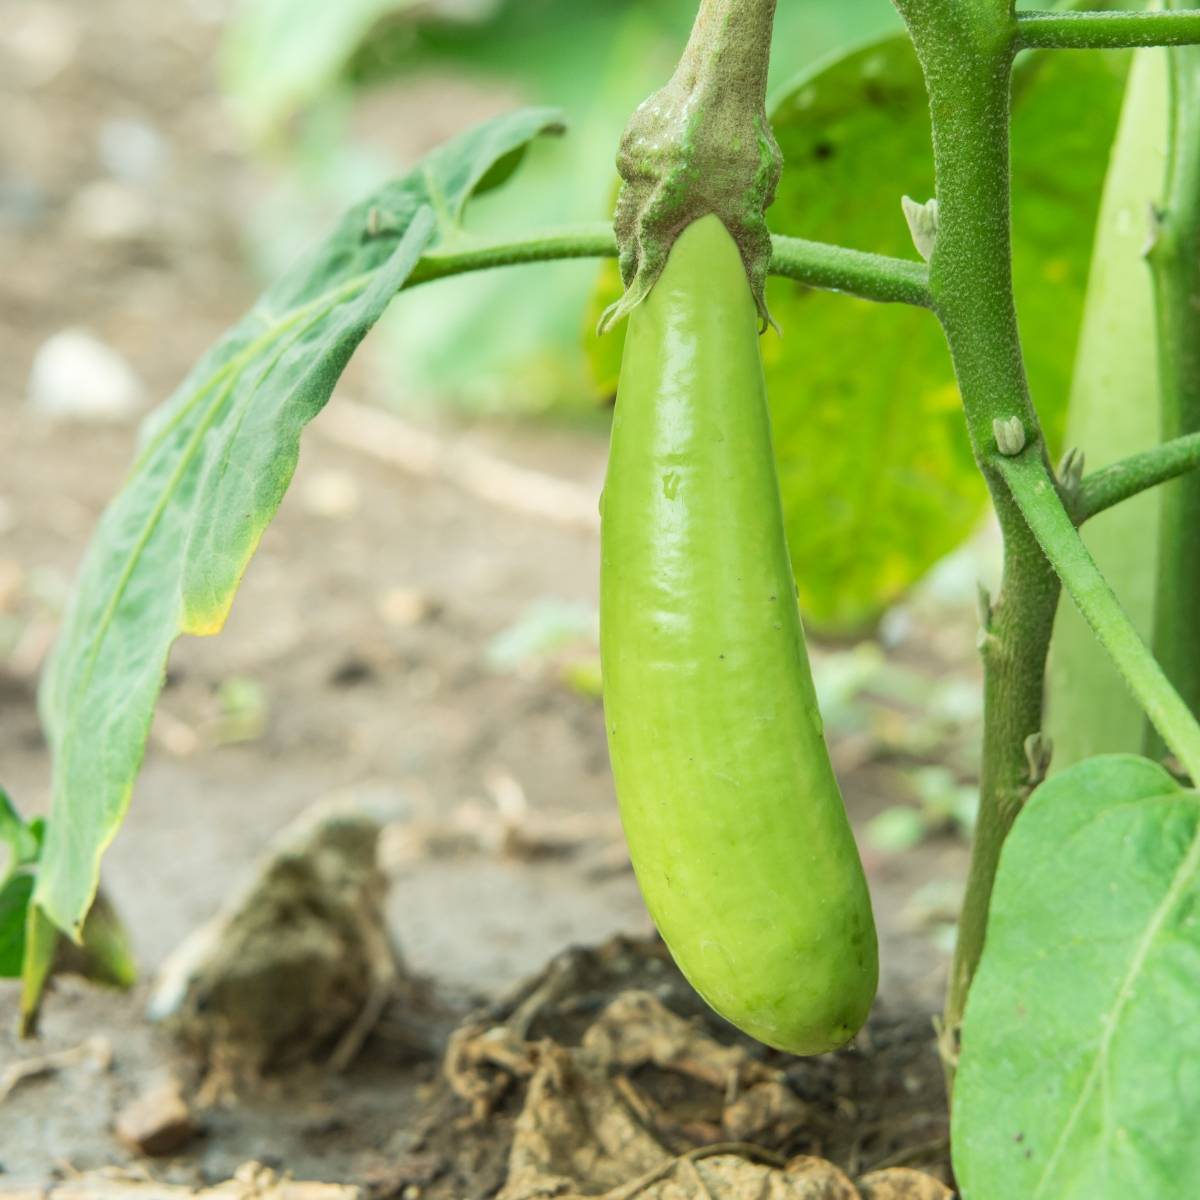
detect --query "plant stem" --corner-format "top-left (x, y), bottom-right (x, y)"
top-left (769, 237), bottom-right (933, 307)
top-left (890, 0), bottom-right (1061, 1076)
top-left (1018, 9), bottom-right (1200, 49)
top-left (1000, 452), bottom-right (1200, 782)
top-left (1077, 430), bottom-right (1200, 522)
top-left (604, 0), bottom-right (782, 328)
top-left (407, 225), bottom-right (616, 284)
top-left (1145, 7), bottom-right (1200, 748)
top-left (402, 224), bottom-right (932, 308)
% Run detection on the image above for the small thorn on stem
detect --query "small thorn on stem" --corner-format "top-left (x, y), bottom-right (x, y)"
top-left (1023, 732), bottom-right (1053, 787)
top-left (975, 582), bottom-right (992, 631)
top-left (901, 195), bottom-right (939, 262)
top-left (993, 416), bottom-right (1026, 457)
top-left (1143, 203), bottom-right (1166, 259)
top-left (1057, 446), bottom-right (1085, 500)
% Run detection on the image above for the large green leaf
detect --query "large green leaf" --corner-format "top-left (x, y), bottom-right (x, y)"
top-left (36, 109), bottom-right (564, 945)
top-left (589, 36), bottom-right (1126, 630)
top-left (1046, 47), bottom-right (1165, 770)
top-left (953, 755), bottom-right (1200, 1198)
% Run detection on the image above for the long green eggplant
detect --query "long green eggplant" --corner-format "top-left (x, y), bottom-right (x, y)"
top-left (600, 214), bottom-right (878, 1055)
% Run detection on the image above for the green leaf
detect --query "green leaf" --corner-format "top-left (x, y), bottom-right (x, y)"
top-left (0, 792), bottom-right (40, 981)
top-left (1046, 48), bottom-right (1165, 770)
top-left (588, 35), bottom-right (1126, 630)
top-left (0, 873), bottom-right (35, 979)
top-left (35, 109), bottom-right (564, 944)
top-left (953, 754), bottom-right (1200, 1199)
top-left (0, 788), bottom-right (38, 880)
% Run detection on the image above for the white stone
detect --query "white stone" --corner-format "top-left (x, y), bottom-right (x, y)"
top-left (28, 328), bottom-right (145, 421)
top-left (67, 179), bottom-right (156, 243)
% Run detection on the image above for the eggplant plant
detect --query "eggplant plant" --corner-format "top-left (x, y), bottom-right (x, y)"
top-left (6, 0), bottom-right (1200, 1195)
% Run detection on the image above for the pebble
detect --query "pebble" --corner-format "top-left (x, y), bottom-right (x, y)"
top-left (302, 468), bottom-right (361, 518)
top-left (27, 328), bottom-right (145, 421)
top-left (67, 179), bottom-right (157, 244)
top-left (98, 117), bottom-right (169, 185)
top-left (0, 176), bottom-right (49, 233)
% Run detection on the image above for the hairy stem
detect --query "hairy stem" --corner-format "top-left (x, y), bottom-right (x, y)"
top-left (1001, 453), bottom-right (1200, 781)
top-left (767, 237), bottom-right (932, 307)
top-left (402, 224), bottom-right (931, 308)
top-left (890, 0), bottom-right (1060, 1077)
top-left (1018, 9), bottom-right (1200, 49)
top-left (1145, 7), bottom-right (1200, 750)
top-left (1078, 430), bottom-right (1200, 522)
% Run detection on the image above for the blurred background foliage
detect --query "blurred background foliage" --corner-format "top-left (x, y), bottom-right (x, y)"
top-left (218, 0), bottom-right (1128, 630)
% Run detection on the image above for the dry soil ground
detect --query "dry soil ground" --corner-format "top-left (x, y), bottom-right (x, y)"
top-left (0, 1), bottom-right (976, 1191)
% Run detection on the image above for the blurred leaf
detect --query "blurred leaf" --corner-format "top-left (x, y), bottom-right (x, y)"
top-left (561, 654), bottom-right (603, 698)
top-left (34, 110), bottom-right (563, 948)
top-left (1046, 48), bottom-right (1165, 770)
top-left (953, 755), bottom-right (1200, 1198)
top-left (0, 792), bottom-right (135, 1032)
top-left (0, 872), bottom-right (35, 979)
top-left (486, 599), bottom-right (596, 672)
top-left (589, 37), bottom-right (1126, 630)
top-left (866, 806), bottom-right (926, 853)
top-left (0, 788), bottom-right (38, 880)
top-left (222, 0), bottom-right (430, 143)
top-left (0, 790), bottom-right (40, 980)
top-left (909, 765), bottom-right (978, 834)
top-left (214, 676), bottom-right (270, 745)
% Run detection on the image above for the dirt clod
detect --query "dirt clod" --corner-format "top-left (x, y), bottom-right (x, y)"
top-left (114, 1080), bottom-right (195, 1157)
top-left (147, 802), bottom-right (403, 1083)
top-left (409, 936), bottom-right (951, 1199)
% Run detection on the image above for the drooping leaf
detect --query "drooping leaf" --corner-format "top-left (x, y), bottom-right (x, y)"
top-left (953, 754), bottom-right (1200, 1199)
top-left (588, 36), bottom-right (1127, 630)
top-left (35, 109), bottom-right (565, 954)
top-left (1046, 48), bottom-right (1165, 770)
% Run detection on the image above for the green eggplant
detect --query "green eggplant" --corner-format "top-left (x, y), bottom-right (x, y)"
top-left (600, 214), bottom-right (878, 1055)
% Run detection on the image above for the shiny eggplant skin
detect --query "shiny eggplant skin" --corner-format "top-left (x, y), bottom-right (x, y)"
top-left (600, 214), bottom-right (878, 1054)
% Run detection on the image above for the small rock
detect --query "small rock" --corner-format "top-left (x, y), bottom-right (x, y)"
top-left (302, 469), bottom-right (361, 518)
top-left (27, 328), bottom-right (145, 421)
top-left (115, 1081), bottom-right (196, 1157)
top-left (67, 179), bottom-right (157, 244)
top-left (377, 587), bottom-right (437, 627)
top-left (0, 175), bottom-right (49, 232)
top-left (97, 118), bottom-right (169, 185)
top-left (148, 801), bottom-right (404, 1080)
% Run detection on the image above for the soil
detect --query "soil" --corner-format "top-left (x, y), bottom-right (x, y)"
top-left (0, 1), bottom-right (976, 1194)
